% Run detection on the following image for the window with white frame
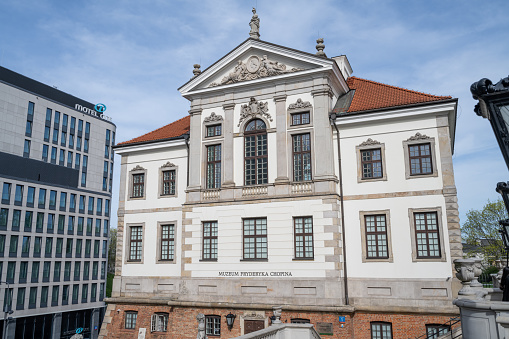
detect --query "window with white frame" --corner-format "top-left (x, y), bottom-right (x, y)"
top-left (206, 315), bottom-right (221, 336)
top-left (151, 313), bottom-right (168, 332)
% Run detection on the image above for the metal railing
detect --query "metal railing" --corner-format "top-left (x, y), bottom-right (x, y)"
top-left (414, 317), bottom-right (461, 339)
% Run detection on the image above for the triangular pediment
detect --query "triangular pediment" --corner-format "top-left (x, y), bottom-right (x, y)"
top-left (179, 39), bottom-right (336, 95)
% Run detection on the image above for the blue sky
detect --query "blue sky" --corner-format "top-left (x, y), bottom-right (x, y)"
top-left (1, 0), bottom-right (508, 228)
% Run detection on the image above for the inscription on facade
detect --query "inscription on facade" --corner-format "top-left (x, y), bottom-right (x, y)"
top-left (316, 322), bottom-right (333, 335)
top-left (218, 271), bottom-right (292, 277)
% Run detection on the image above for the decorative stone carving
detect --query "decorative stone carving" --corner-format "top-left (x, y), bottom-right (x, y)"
top-left (288, 98), bottom-right (312, 110)
top-left (130, 165), bottom-right (145, 172)
top-left (454, 258), bottom-right (477, 296)
top-left (196, 313), bottom-right (207, 339)
top-left (243, 311), bottom-right (265, 320)
top-left (209, 55), bottom-right (303, 87)
top-left (204, 112), bottom-right (223, 123)
top-left (249, 8), bottom-right (260, 39)
top-left (316, 38), bottom-right (326, 57)
top-left (406, 132), bottom-right (431, 141)
top-left (272, 306), bottom-right (282, 324)
top-left (238, 97), bottom-right (273, 127)
top-left (161, 161), bottom-right (176, 168)
top-left (359, 138), bottom-right (381, 147)
top-left (193, 64), bottom-right (201, 78)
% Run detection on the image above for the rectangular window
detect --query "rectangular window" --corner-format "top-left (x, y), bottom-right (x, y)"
top-left (6, 262), bottom-right (16, 283)
top-left (104, 145), bottom-right (109, 158)
top-left (88, 197), bottom-right (94, 214)
top-left (206, 315), bottom-right (221, 336)
top-left (84, 138), bottom-right (89, 152)
top-left (85, 240), bottom-right (91, 257)
top-left (151, 313), bottom-right (169, 333)
top-left (40, 286), bottom-right (48, 307)
top-left (9, 235), bottom-right (18, 257)
top-left (162, 170), bottom-right (176, 196)
top-left (105, 199), bottom-right (110, 217)
top-left (294, 217), bottom-right (314, 259)
top-left (44, 127), bottom-right (50, 142)
top-left (293, 133), bottom-right (311, 181)
top-left (132, 174), bottom-right (144, 198)
top-left (206, 124), bottom-right (222, 137)
top-left (97, 198), bottom-right (103, 215)
top-left (53, 128), bottom-right (59, 144)
top-left (85, 122), bottom-right (90, 135)
top-left (38, 188), bottom-right (46, 208)
top-left (371, 322), bottom-right (392, 339)
top-left (81, 284), bottom-right (88, 302)
top-left (125, 312), bottom-right (138, 329)
top-left (79, 195), bottom-right (85, 213)
top-left (291, 112), bottom-right (310, 125)
top-left (59, 149), bottom-right (65, 166)
top-left (62, 114), bottom-right (68, 129)
top-left (51, 147), bottom-right (57, 164)
top-left (202, 221), bottom-right (218, 260)
top-left (94, 240), bottom-right (100, 257)
top-left (25, 121), bottom-right (32, 137)
top-left (52, 285), bottom-right (59, 306)
top-left (47, 213), bottom-right (54, 232)
top-left (56, 238), bottom-right (63, 256)
top-left (76, 136), bottom-right (82, 150)
top-left (29, 287), bottom-right (37, 309)
top-left (45, 108), bottom-right (52, 124)
top-left (87, 218), bottom-right (93, 235)
top-left (0, 208), bottom-right (8, 229)
top-left (23, 139), bottom-right (31, 158)
top-left (365, 215), bottom-right (389, 259)
top-left (24, 211), bottom-right (33, 230)
top-left (414, 212), bottom-right (441, 258)
top-left (70, 194), bottom-right (76, 211)
top-left (0, 235), bottom-right (5, 256)
top-left (36, 212), bottom-right (44, 232)
top-left (58, 215), bottom-right (65, 233)
top-left (27, 187), bottom-right (35, 206)
top-left (54, 111), bottom-right (60, 125)
top-left (129, 226), bottom-right (143, 261)
top-left (74, 262), bottom-right (80, 280)
top-left (78, 119), bottom-right (83, 133)
top-left (70, 117), bottom-right (76, 130)
top-left (104, 220), bottom-right (109, 236)
top-left (34, 237), bottom-right (41, 257)
top-left (31, 262), bottom-right (39, 283)
top-left (3, 288), bottom-right (13, 311)
top-left (19, 261), bottom-right (28, 283)
top-left (361, 149), bottom-right (383, 179)
top-left (69, 134), bottom-right (74, 148)
top-left (72, 285), bottom-right (79, 304)
top-left (206, 145), bottom-right (221, 189)
top-left (61, 131), bottom-right (67, 146)
top-left (49, 190), bottom-right (57, 209)
top-left (62, 285), bottom-right (69, 305)
top-left (54, 262), bottom-right (61, 281)
top-left (43, 261), bottom-right (51, 282)
top-left (83, 261), bottom-right (90, 279)
top-left (64, 262), bottom-right (71, 281)
top-left (160, 224), bottom-right (175, 261)
top-left (45, 237), bottom-right (53, 257)
top-left (409, 143), bottom-right (432, 175)
top-left (11, 210), bottom-right (20, 230)
top-left (16, 287), bottom-right (25, 310)
top-left (21, 236), bottom-right (30, 257)
top-left (75, 153), bottom-right (81, 169)
top-left (92, 261), bottom-right (98, 279)
top-left (426, 324), bottom-right (450, 338)
top-left (76, 239), bottom-right (82, 257)
top-left (60, 192), bottom-right (67, 211)
top-left (68, 216), bottom-right (75, 234)
top-left (243, 218), bottom-right (267, 260)
top-left (2, 182), bottom-right (11, 204)
top-left (42, 144), bottom-right (49, 161)
top-left (66, 239), bottom-right (73, 257)
top-left (14, 185), bottom-right (23, 205)
top-left (77, 217), bottom-right (84, 234)
top-left (67, 151), bottom-right (73, 167)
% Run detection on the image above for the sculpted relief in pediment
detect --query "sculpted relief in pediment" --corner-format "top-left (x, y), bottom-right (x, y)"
top-left (209, 55), bottom-right (303, 87)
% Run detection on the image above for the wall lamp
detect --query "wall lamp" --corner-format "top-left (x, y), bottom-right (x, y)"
top-left (225, 312), bottom-right (236, 331)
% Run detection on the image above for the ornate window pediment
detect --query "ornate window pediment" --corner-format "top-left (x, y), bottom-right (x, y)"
top-left (204, 112), bottom-right (223, 123)
top-left (209, 55), bottom-right (303, 87)
top-left (406, 132), bottom-right (431, 142)
top-left (130, 165), bottom-right (145, 172)
top-left (358, 138), bottom-right (381, 147)
top-left (288, 98), bottom-right (312, 110)
top-left (238, 97), bottom-right (273, 127)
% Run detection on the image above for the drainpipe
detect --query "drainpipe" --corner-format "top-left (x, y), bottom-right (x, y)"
top-left (329, 112), bottom-right (349, 306)
top-left (183, 133), bottom-right (190, 187)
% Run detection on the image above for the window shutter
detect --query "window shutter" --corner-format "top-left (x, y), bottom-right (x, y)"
top-left (151, 314), bottom-right (156, 332)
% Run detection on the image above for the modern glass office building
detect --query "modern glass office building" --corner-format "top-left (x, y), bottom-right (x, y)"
top-left (0, 66), bottom-right (115, 339)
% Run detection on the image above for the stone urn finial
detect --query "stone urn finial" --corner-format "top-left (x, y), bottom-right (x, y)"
top-left (272, 306), bottom-right (282, 324)
top-left (316, 38), bottom-right (326, 57)
top-left (454, 259), bottom-right (477, 297)
top-left (471, 258), bottom-right (483, 289)
top-left (193, 64), bottom-right (202, 78)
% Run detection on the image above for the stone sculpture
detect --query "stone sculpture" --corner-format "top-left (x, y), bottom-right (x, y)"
top-left (249, 8), bottom-right (260, 39)
top-left (209, 55), bottom-right (303, 87)
top-left (197, 313), bottom-right (207, 339)
top-left (272, 306), bottom-right (282, 324)
top-left (238, 97), bottom-right (273, 127)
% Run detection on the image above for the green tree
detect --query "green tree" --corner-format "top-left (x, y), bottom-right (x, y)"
top-left (108, 228), bottom-right (117, 273)
top-left (462, 199), bottom-right (508, 262)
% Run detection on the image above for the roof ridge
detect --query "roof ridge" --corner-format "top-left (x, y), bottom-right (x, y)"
top-left (348, 76), bottom-right (451, 99)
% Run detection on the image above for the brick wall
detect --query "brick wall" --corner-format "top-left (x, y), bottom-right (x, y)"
top-left (101, 303), bottom-right (457, 339)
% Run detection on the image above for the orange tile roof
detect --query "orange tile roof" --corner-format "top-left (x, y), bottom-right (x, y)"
top-left (344, 76), bottom-right (452, 113)
top-left (117, 115), bottom-right (190, 146)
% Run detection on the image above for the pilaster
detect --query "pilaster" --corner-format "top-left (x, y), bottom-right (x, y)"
top-left (222, 103), bottom-right (236, 188)
top-left (274, 95), bottom-right (289, 184)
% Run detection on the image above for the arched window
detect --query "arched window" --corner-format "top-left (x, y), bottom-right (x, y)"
top-left (244, 119), bottom-right (268, 185)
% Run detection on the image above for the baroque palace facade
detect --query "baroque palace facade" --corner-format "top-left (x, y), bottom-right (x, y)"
top-left (102, 11), bottom-right (461, 339)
